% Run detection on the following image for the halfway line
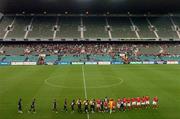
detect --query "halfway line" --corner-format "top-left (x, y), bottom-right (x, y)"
top-left (81, 65), bottom-right (89, 119)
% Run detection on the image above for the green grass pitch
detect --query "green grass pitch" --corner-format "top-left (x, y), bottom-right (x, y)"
top-left (0, 65), bottom-right (180, 119)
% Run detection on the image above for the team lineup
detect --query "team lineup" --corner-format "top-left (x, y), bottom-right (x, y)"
top-left (18, 96), bottom-right (159, 114)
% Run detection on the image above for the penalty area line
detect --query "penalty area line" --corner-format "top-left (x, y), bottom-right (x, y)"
top-left (81, 65), bottom-right (90, 119)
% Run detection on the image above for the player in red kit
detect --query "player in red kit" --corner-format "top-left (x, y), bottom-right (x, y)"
top-left (123, 97), bottom-right (127, 111)
top-left (104, 100), bottom-right (108, 112)
top-left (136, 97), bottom-right (141, 109)
top-left (152, 96), bottom-right (158, 109)
top-left (127, 97), bottom-right (131, 110)
top-left (145, 96), bottom-right (150, 108)
top-left (141, 96), bottom-right (146, 109)
top-left (131, 97), bottom-right (136, 109)
top-left (96, 99), bottom-right (101, 112)
top-left (112, 100), bottom-right (116, 112)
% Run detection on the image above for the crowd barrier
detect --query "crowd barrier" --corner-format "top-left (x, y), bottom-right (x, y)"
top-left (154, 61), bottom-right (166, 64)
top-left (130, 62), bottom-right (143, 64)
top-left (11, 62), bottom-right (37, 65)
top-left (85, 62), bottom-right (97, 65)
top-left (71, 62), bottom-right (84, 65)
top-left (0, 61), bottom-right (180, 66)
top-left (98, 62), bottom-right (111, 65)
top-left (143, 61), bottom-right (154, 64)
top-left (167, 61), bottom-right (179, 64)
top-left (0, 62), bottom-right (11, 65)
top-left (57, 62), bottom-right (71, 65)
top-left (112, 62), bottom-right (124, 64)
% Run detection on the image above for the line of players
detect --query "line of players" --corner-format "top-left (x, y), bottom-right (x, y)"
top-left (18, 96), bottom-right (159, 114)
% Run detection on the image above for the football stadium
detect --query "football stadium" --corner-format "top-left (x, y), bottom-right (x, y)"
top-left (0, 0), bottom-right (180, 119)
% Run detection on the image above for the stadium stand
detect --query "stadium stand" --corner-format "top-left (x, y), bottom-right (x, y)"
top-left (88, 54), bottom-right (112, 61)
top-left (0, 16), bottom-right (14, 39)
top-left (1, 43), bottom-right (180, 63)
top-left (149, 16), bottom-right (179, 39)
top-left (7, 16), bottom-right (32, 39)
top-left (131, 17), bottom-right (156, 39)
top-left (60, 55), bottom-right (86, 62)
top-left (83, 17), bottom-right (109, 39)
top-left (2, 44), bottom-right (24, 55)
top-left (172, 17), bottom-right (180, 28)
top-left (45, 55), bottom-right (58, 62)
top-left (0, 15), bottom-right (180, 40)
top-left (27, 55), bottom-right (39, 62)
top-left (167, 44), bottom-right (180, 54)
top-left (0, 55), bottom-right (5, 61)
top-left (160, 56), bottom-right (180, 61)
top-left (138, 45), bottom-right (161, 55)
top-left (138, 55), bottom-right (160, 61)
top-left (56, 16), bottom-right (80, 39)
top-left (108, 17), bottom-right (137, 39)
top-left (28, 16), bottom-right (56, 39)
top-left (4, 56), bottom-right (26, 62)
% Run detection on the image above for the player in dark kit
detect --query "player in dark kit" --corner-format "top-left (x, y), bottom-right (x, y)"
top-left (90, 99), bottom-right (95, 113)
top-left (100, 99), bottom-right (104, 112)
top-left (120, 99), bottom-right (125, 112)
top-left (29, 98), bottom-right (36, 113)
top-left (77, 99), bottom-right (82, 113)
top-left (83, 99), bottom-right (89, 113)
top-left (18, 98), bottom-right (23, 113)
top-left (63, 98), bottom-right (68, 112)
top-left (71, 99), bottom-right (75, 112)
top-left (52, 99), bottom-right (58, 113)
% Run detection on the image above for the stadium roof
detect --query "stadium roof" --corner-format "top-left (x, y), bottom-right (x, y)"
top-left (0, 0), bottom-right (180, 14)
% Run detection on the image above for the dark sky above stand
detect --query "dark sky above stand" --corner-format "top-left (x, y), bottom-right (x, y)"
top-left (0, 0), bottom-right (179, 14)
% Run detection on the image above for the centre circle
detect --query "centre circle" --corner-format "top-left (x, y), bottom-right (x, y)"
top-left (44, 75), bottom-right (124, 89)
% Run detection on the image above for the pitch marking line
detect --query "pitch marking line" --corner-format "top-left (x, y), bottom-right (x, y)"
top-left (82, 65), bottom-right (90, 119)
top-left (82, 65), bottom-right (88, 99)
top-left (44, 76), bottom-right (124, 89)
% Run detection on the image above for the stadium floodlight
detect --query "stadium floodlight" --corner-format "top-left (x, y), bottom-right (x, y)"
top-left (43, 11), bottom-right (47, 14)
